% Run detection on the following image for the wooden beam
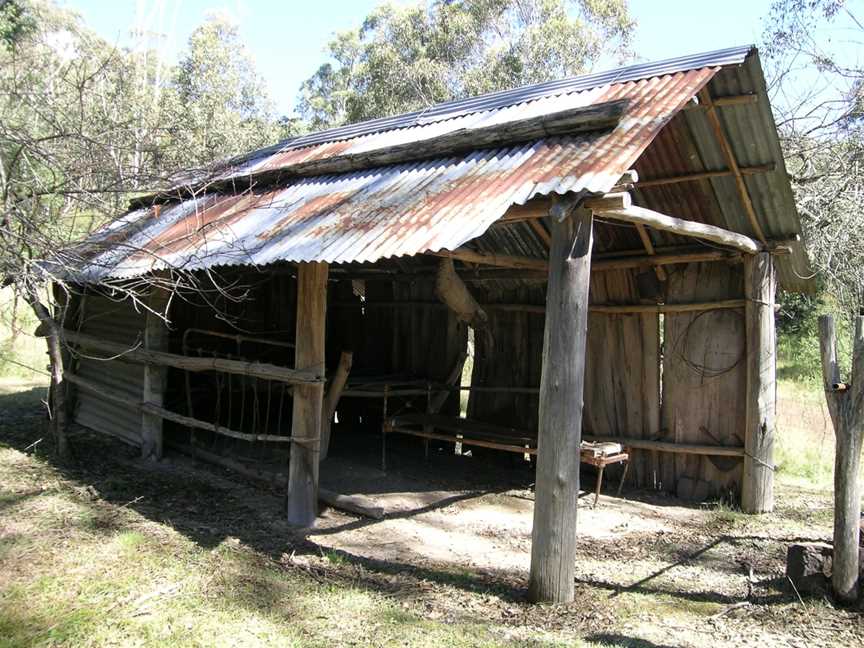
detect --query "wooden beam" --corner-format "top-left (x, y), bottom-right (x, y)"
top-left (589, 300), bottom-right (745, 314)
top-left (635, 163), bottom-right (775, 188)
top-left (429, 248), bottom-right (547, 270)
top-left (699, 89), bottom-right (768, 244)
top-left (529, 206), bottom-right (593, 604)
top-left (685, 93), bottom-right (759, 110)
top-left (141, 286), bottom-right (170, 461)
top-left (596, 205), bottom-right (762, 254)
top-left (529, 219), bottom-right (551, 248)
top-left (132, 100), bottom-right (627, 208)
top-left (331, 299), bottom-right (744, 314)
top-left (634, 223), bottom-right (667, 281)
top-left (287, 262), bottom-right (329, 527)
top-left (583, 192), bottom-right (631, 212)
top-left (61, 329), bottom-right (322, 385)
top-left (320, 350), bottom-right (353, 462)
top-left (741, 253), bottom-right (776, 513)
top-left (583, 434), bottom-right (745, 457)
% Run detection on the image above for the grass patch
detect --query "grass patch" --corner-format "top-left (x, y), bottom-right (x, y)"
top-left (0, 288), bottom-right (46, 382)
top-left (0, 406), bottom-right (550, 647)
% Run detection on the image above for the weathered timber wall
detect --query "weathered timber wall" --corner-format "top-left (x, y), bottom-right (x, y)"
top-left (467, 285), bottom-right (545, 431)
top-left (583, 269), bottom-right (661, 489)
top-left (73, 293), bottom-right (147, 446)
top-left (661, 262), bottom-right (746, 499)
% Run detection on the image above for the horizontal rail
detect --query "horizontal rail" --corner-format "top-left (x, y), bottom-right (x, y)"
top-left (332, 300), bottom-right (745, 315)
top-left (386, 425), bottom-right (537, 455)
top-left (183, 327), bottom-right (295, 349)
top-left (66, 372), bottom-right (294, 443)
top-left (62, 329), bottom-right (321, 385)
top-left (583, 434), bottom-right (745, 457)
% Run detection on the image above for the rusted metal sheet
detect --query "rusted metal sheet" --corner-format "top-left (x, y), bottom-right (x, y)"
top-left (229, 45), bottom-right (753, 169)
top-left (72, 66), bottom-right (718, 281)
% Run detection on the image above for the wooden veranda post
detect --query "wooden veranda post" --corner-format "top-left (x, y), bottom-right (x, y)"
top-left (818, 314), bottom-right (864, 604)
top-left (141, 286), bottom-right (171, 460)
top-left (742, 252), bottom-right (776, 513)
top-left (287, 262), bottom-right (329, 526)
top-left (528, 205), bottom-right (593, 604)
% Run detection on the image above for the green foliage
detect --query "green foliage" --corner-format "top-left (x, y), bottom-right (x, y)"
top-left (0, 288), bottom-right (44, 379)
top-left (0, 1), bottom-right (283, 337)
top-left (762, 1), bottom-right (864, 316)
top-left (298, 0), bottom-right (635, 129)
top-left (0, 0), bottom-right (36, 48)
top-left (171, 17), bottom-right (279, 169)
top-left (776, 289), bottom-right (851, 385)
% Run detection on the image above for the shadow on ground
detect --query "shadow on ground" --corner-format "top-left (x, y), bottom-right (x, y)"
top-left (0, 385), bottom-right (807, 624)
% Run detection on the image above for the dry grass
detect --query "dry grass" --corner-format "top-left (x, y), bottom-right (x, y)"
top-left (0, 382), bottom-right (861, 647)
top-left (0, 384), bottom-right (577, 648)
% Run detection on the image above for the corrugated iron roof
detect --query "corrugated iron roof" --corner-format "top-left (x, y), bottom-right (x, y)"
top-left (69, 65), bottom-right (718, 281)
top-left (234, 45), bottom-right (753, 164)
top-left (63, 45), bottom-right (812, 291)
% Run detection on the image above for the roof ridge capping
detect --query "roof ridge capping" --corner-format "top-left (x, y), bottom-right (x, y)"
top-left (260, 44), bottom-right (755, 156)
top-left (131, 99), bottom-right (629, 209)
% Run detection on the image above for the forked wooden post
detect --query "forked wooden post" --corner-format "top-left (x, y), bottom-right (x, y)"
top-left (287, 262), bottom-right (329, 527)
top-left (320, 350), bottom-right (353, 462)
top-left (818, 314), bottom-right (864, 604)
top-left (741, 252), bottom-right (776, 512)
top-left (141, 286), bottom-right (171, 461)
top-left (528, 205), bottom-right (593, 603)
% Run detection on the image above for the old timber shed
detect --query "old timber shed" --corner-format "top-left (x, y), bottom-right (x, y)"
top-left (56, 46), bottom-right (812, 603)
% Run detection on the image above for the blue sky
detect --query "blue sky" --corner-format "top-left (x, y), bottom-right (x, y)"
top-left (58, 0), bottom-right (833, 116)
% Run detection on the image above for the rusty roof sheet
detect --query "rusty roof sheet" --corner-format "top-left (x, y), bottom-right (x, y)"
top-left (67, 63), bottom-right (721, 282)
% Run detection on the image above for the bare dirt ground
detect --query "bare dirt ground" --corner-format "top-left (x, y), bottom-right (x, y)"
top-left (1, 381), bottom-right (862, 647)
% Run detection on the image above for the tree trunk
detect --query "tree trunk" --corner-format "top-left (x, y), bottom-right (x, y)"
top-left (287, 262), bottom-right (329, 527)
top-left (25, 292), bottom-right (69, 460)
top-left (528, 206), bottom-right (593, 604)
top-left (818, 315), bottom-right (864, 604)
top-left (742, 252), bottom-right (776, 513)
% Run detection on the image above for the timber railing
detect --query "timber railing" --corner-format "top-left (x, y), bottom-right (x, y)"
top-left (61, 328), bottom-right (321, 445)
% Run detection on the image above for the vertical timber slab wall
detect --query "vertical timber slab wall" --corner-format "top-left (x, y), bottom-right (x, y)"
top-left (73, 294), bottom-right (147, 446)
top-left (392, 279), bottom-right (467, 405)
top-left (467, 285), bottom-right (545, 432)
top-left (661, 262), bottom-right (746, 500)
top-left (583, 269), bottom-right (661, 488)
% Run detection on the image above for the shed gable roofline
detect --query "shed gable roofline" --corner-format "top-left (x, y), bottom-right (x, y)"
top-left (146, 45), bottom-right (753, 205)
top-left (250, 45), bottom-right (754, 158)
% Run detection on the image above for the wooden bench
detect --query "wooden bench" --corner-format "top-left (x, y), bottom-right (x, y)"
top-left (580, 443), bottom-right (630, 508)
top-left (383, 413), bottom-right (629, 507)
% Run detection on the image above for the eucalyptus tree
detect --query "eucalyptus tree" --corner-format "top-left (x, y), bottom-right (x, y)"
top-left (171, 17), bottom-right (280, 169)
top-left (298, 0), bottom-right (635, 129)
top-left (0, 1), bottom-right (282, 457)
top-left (762, 0), bottom-right (864, 316)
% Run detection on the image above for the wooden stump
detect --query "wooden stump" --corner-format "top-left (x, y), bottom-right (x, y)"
top-left (287, 262), bottom-right (329, 527)
top-left (786, 542), bottom-right (832, 596)
top-left (528, 206), bottom-right (593, 604)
